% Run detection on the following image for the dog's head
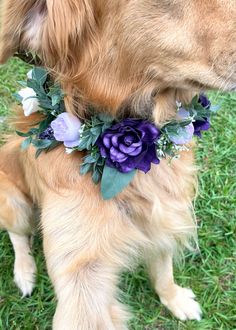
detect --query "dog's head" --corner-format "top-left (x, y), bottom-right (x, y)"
top-left (0, 0), bottom-right (236, 110)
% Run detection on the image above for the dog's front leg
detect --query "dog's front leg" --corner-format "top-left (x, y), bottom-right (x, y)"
top-left (41, 190), bottom-right (139, 330)
top-left (147, 253), bottom-right (202, 321)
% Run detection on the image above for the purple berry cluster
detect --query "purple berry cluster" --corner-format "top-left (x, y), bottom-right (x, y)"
top-left (38, 126), bottom-right (55, 140)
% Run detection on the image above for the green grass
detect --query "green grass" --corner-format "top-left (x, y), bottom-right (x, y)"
top-left (0, 59), bottom-right (236, 330)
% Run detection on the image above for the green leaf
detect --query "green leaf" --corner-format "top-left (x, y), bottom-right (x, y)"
top-left (21, 137), bottom-right (32, 150)
top-left (98, 113), bottom-right (113, 123)
top-left (51, 94), bottom-right (62, 107)
top-left (80, 163), bottom-right (92, 175)
top-left (101, 166), bottom-right (136, 200)
top-left (13, 93), bottom-right (23, 102)
top-left (90, 126), bottom-right (102, 136)
top-left (35, 149), bottom-right (44, 159)
top-left (17, 80), bottom-right (28, 88)
top-left (32, 67), bottom-right (48, 85)
top-left (92, 169), bottom-right (102, 184)
top-left (27, 79), bottom-right (44, 95)
top-left (16, 130), bottom-right (33, 138)
top-left (83, 154), bottom-right (98, 164)
top-left (38, 116), bottom-right (54, 132)
top-left (32, 139), bottom-right (53, 149)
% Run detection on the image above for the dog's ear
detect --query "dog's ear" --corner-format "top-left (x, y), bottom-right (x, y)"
top-left (42, 0), bottom-right (97, 71)
top-left (0, 0), bottom-right (46, 63)
top-left (0, 0), bottom-right (96, 68)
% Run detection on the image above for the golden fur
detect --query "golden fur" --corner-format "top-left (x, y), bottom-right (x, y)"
top-left (0, 0), bottom-right (236, 328)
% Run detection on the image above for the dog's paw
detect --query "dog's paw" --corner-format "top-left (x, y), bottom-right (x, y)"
top-left (160, 285), bottom-right (202, 321)
top-left (14, 255), bottom-right (36, 297)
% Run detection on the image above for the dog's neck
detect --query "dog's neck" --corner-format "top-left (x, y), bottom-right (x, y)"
top-left (14, 51), bottom-right (198, 124)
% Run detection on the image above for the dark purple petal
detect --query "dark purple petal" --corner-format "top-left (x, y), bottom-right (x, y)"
top-left (137, 121), bottom-right (160, 144)
top-left (198, 94), bottom-right (211, 109)
top-left (135, 145), bottom-right (160, 173)
top-left (193, 119), bottom-right (210, 137)
top-left (96, 118), bottom-right (161, 174)
top-left (124, 135), bottom-right (134, 146)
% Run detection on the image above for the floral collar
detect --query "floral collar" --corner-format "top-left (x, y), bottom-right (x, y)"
top-left (15, 67), bottom-right (217, 199)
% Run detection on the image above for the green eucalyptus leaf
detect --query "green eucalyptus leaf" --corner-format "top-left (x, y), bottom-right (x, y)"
top-left (32, 67), bottom-right (48, 85)
top-left (90, 126), bottom-right (102, 136)
top-left (83, 154), bottom-right (97, 164)
top-left (80, 163), bottom-right (92, 175)
top-left (98, 113), bottom-right (113, 123)
top-left (17, 81), bottom-right (28, 88)
top-left (86, 136), bottom-right (94, 150)
top-left (32, 139), bottom-right (53, 149)
top-left (16, 130), bottom-right (33, 138)
top-left (77, 139), bottom-right (89, 150)
top-left (51, 94), bottom-right (62, 107)
top-left (102, 122), bottom-right (113, 132)
top-left (92, 169), bottom-right (101, 185)
top-left (21, 137), bottom-right (32, 150)
top-left (45, 141), bottom-right (61, 152)
top-left (39, 117), bottom-right (54, 132)
top-left (35, 149), bottom-right (44, 159)
top-left (101, 166), bottom-right (136, 200)
top-left (14, 93), bottom-right (23, 102)
top-left (27, 79), bottom-right (44, 95)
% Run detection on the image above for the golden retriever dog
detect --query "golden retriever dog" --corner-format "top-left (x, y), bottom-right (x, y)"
top-left (0, 0), bottom-right (235, 328)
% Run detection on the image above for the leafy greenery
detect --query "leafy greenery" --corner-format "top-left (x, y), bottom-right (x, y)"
top-left (14, 67), bottom-right (64, 155)
top-left (101, 166), bottom-right (136, 200)
top-left (13, 67), bottom-right (216, 199)
top-left (0, 59), bottom-right (235, 330)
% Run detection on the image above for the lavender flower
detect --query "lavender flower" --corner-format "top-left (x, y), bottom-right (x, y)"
top-left (169, 123), bottom-right (195, 145)
top-left (51, 113), bottom-right (81, 148)
top-left (97, 119), bottom-right (160, 173)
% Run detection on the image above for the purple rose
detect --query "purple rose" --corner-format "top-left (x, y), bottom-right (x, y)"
top-left (193, 119), bottom-right (210, 137)
top-left (194, 94), bottom-right (211, 137)
top-left (97, 119), bottom-right (160, 173)
top-left (51, 113), bottom-right (81, 148)
top-left (198, 94), bottom-right (211, 109)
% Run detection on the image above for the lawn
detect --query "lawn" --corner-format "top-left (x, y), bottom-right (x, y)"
top-left (0, 59), bottom-right (235, 330)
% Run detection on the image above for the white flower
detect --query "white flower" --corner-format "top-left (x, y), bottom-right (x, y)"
top-left (18, 87), bottom-right (40, 116)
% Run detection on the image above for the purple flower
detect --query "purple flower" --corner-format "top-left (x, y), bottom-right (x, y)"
top-left (198, 94), bottom-right (211, 109)
top-left (51, 113), bottom-right (81, 148)
top-left (38, 126), bottom-right (55, 140)
top-left (194, 94), bottom-right (211, 137)
top-left (193, 119), bottom-right (210, 137)
top-left (172, 108), bottom-right (194, 144)
top-left (169, 123), bottom-right (194, 145)
top-left (97, 119), bottom-right (160, 173)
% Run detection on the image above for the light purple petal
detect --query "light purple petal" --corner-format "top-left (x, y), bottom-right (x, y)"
top-left (51, 113), bottom-right (81, 144)
top-left (110, 147), bottom-right (128, 162)
top-left (177, 108), bottom-right (190, 119)
top-left (103, 134), bottom-right (113, 148)
top-left (64, 139), bottom-right (81, 148)
top-left (169, 123), bottom-right (194, 145)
